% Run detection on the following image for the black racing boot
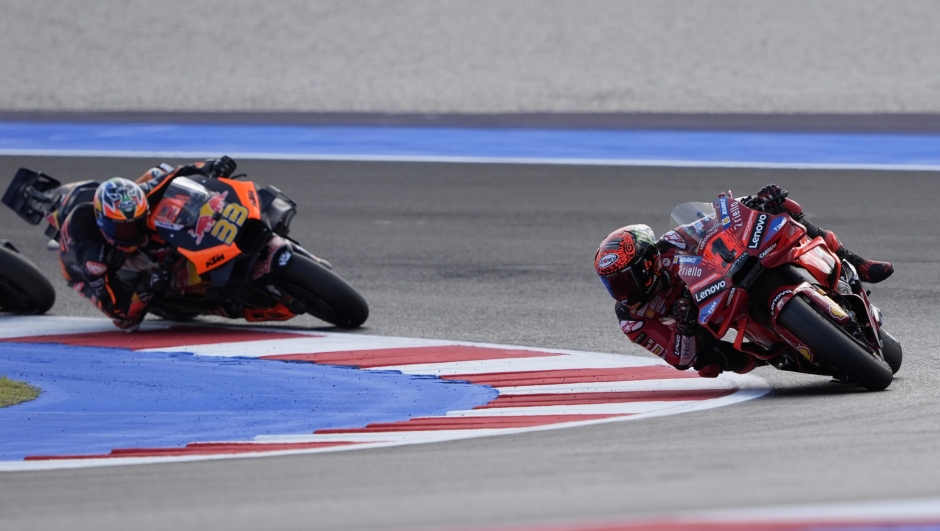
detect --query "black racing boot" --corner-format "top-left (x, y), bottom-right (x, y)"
top-left (806, 221), bottom-right (894, 284)
top-left (836, 246), bottom-right (894, 284)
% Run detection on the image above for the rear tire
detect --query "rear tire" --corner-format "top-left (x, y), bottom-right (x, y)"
top-left (276, 254), bottom-right (369, 328)
top-left (777, 296), bottom-right (893, 391)
top-left (880, 328), bottom-right (903, 375)
top-left (0, 245), bottom-right (55, 314)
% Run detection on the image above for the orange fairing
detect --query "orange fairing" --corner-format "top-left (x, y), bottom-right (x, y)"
top-left (219, 178), bottom-right (261, 220)
top-left (179, 244), bottom-right (240, 275)
top-left (243, 302), bottom-right (296, 322)
top-left (148, 195), bottom-right (188, 231)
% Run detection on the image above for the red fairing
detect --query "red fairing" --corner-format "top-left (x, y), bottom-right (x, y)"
top-left (782, 198), bottom-right (803, 215)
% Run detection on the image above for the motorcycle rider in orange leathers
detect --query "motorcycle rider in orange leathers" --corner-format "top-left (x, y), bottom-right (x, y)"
top-left (57, 157), bottom-right (237, 330)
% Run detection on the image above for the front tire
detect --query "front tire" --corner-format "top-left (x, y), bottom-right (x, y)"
top-left (276, 254), bottom-right (369, 328)
top-left (880, 328), bottom-right (903, 375)
top-left (0, 244), bottom-right (56, 314)
top-left (777, 296), bottom-right (893, 391)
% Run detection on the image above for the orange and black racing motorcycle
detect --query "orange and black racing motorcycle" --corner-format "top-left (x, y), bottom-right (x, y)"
top-left (2, 167), bottom-right (368, 328)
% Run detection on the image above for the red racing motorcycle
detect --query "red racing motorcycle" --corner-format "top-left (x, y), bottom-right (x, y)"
top-left (2, 167), bottom-right (368, 328)
top-left (671, 191), bottom-right (900, 391)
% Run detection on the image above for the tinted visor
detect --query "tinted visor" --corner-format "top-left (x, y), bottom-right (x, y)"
top-left (599, 246), bottom-right (658, 304)
top-left (98, 216), bottom-right (147, 247)
top-left (600, 270), bottom-right (642, 303)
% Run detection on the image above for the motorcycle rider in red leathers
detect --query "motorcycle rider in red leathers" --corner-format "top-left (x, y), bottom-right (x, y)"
top-left (595, 185), bottom-right (894, 377)
top-left (57, 157), bottom-right (237, 331)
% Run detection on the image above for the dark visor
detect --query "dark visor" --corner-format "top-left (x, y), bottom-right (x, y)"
top-left (98, 216), bottom-right (147, 247)
top-left (600, 270), bottom-right (642, 303)
top-left (599, 246), bottom-right (657, 304)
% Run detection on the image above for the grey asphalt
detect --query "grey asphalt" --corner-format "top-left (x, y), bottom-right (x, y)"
top-left (0, 156), bottom-right (937, 530)
top-left (3, 0), bottom-right (940, 113)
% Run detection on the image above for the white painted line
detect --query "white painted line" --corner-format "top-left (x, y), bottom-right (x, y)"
top-left (495, 376), bottom-right (741, 395)
top-left (445, 401), bottom-right (698, 417)
top-left (3, 148), bottom-right (940, 171)
top-left (141, 334), bottom-right (448, 357)
top-left (0, 316), bottom-right (168, 339)
top-left (690, 496), bottom-right (940, 523)
top-left (375, 354), bottom-right (654, 376)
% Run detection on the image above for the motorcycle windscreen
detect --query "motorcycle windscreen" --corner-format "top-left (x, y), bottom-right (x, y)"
top-left (670, 201), bottom-right (715, 227)
top-left (162, 177), bottom-right (211, 227)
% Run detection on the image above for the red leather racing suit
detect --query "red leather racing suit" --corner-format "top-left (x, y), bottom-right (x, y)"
top-left (614, 228), bottom-right (711, 371)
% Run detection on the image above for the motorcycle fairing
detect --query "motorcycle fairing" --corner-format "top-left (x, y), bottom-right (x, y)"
top-left (149, 177), bottom-right (262, 275)
top-left (676, 194), bottom-right (849, 349)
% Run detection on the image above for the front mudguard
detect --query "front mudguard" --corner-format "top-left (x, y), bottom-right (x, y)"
top-left (250, 236), bottom-right (331, 282)
top-left (767, 282), bottom-right (852, 363)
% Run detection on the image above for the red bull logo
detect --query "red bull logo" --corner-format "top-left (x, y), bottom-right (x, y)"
top-left (187, 191), bottom-right (227, 245)
top-left (186, 191), bottom-right (249, 248)
top-left (207, 191), bottom-right (227, 214)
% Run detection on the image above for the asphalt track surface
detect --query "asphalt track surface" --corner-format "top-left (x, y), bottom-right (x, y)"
top-left (4, 0), bottom-right (940, 113)
top-left (0, 155), bottom-right (938, 530)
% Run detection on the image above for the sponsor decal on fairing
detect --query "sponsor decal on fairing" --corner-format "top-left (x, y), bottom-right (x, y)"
top-left (677, 255), bottom-right (702, 266)
top-left (694, 278), bottom-right (727, 303)
top-left (770, 289), bottom-right (793, 318)
top-left (678, 264), bottom-right (704, 278)
top-left (727, 253), bottom-right (748, 275)
top-left (278, 251), bottom-right (292, 267)
top-left (728, 199), bottom-right (745, 230)
top-left (828, 304), bottom-right (848, 319)
top-left (662, 230), bottom-right (687, 250)
top-left (797, 345), bottom-right (812, 360)
top-left (759, 242), bottom-right (777, 259)
top-left (748, 213), bottom-right (769, 249)
top-left (154, 220), bottom-right (184, 231)
top-left (719, 197), bottom-right (731, 228)
top-left (762, 217), bottom-right (787, 245)
top-left (698, 300), bottom-right (720, 325)
top-left (725, 287), bottom-right (737, 308)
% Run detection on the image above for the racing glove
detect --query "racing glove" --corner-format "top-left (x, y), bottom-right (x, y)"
top-left (204, 156), bottom-right (237, 178)
top-left (672, 292), bottom-right (699, 337)
top-left (745, 184), bottom-right (788, 212)
top-left (146, 269), bottom-right (171, 293)
top-left (614, 299), bottom-right (635, 321)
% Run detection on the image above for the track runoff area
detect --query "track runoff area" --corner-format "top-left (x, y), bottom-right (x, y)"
top-left (2, 117), bottom-right (940, 530)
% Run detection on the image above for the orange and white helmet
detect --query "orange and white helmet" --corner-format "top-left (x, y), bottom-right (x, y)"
top-left (93, 177), bottom-right (149, 249)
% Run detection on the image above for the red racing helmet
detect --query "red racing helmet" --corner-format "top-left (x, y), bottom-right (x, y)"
top-left (594, 224), bottom-right (662, 305)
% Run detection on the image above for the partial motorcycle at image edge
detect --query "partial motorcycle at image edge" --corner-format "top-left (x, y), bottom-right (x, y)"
top-left (0, 239), bottom-right (55, 314)
top-left (670, 191), bottom-right (900, 391)
top-left (2, 168), bottom-right (368, 328)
